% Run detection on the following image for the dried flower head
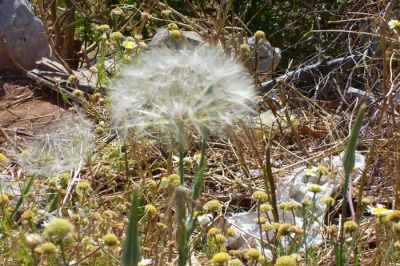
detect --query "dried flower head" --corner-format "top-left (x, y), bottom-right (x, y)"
top-left (167, 23), bottom-right (179, 30)
top-left (307, 184), bottom-right (322, 193)
top-left (96, 24), bottom-right (110, 32)
top-left (110, 47), bottom-right (255, 139)
top-left (252, 191), bottom-right (268, 203)
top-left (275, 255), bottom-right (296, 266)
top-left (208, 227), bottom-right (221, 236)
top-left (15, 115), bottom-right (93, 177)
top-left (212, 252), bottom-right (231, 265)
top-left (317, 165), bottom-right (329, 175)
top-left (111, 31), bottom-right (124, 42)
top-left (0, 194), bottom-right (9, 206)
top-left (0, 152), bottom-right (7, 165)
top-left (204, 199), bottom-right (223, 213)
top-left (344, 221), bottom-right (358, 234)
top-left (254, 30), bottom-right (266, 40)
top-left (161, 9), bottom-right (172, 18)
top-left (214, 234), bottom-right (227, 244)
top-left (103, 233), bottom-right (119, 246)
top-left (245, 248), bottom-right (261, 260)
top-left (145, 204), bottom-right (157, 215)
top-left (43, 218), bottom-right (74, 240)
top-left (302, 199), bottom-right (312, 207)
top-left (385, 210), bottom-right (400, 223)
top-left (277, 223), bottom-right (292, 237)
top-left (228, 258), bottom-right (244, 266)
top-left (320, 196), bottom-right (334, 205)
top-left (76, 180), bottom-right (92, 194)
top-left (36, 242), bottom-right (57, 255)
top-left (169, 29), bottom-right (182, 40)
top-left (260, 203), bottom-right (272, 212)
top-left (240, 43), bottom-right (251, 54)
top-left (394, 222), bottom-right (400, 234)
top-left (226, 227), bottom-right (236, 237)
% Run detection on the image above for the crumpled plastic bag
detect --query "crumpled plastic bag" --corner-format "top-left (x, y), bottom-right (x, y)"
top-left (226, 152), bottom-right (365, 258)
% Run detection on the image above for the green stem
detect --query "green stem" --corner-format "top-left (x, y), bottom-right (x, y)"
top-left (59, 240), bottom-right (68, 266)
top-left (338, 104), bottom-right (366, 265)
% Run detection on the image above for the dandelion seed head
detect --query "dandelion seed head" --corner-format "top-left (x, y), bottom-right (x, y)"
top-left (14, 115), bottom-right (93, 177)
top-left (110, 47), bottom-right (255, 139)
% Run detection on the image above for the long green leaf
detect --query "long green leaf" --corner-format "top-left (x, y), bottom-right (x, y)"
top-left (191, 127), bottom-right (208, 205)
top-left (338, 104), bottom-right (366, 265)
top-left (122, 187), bottom-right (141, 266)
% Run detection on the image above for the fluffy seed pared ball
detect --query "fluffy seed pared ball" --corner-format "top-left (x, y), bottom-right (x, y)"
top-left (110, 47), bottom-right (255, 139)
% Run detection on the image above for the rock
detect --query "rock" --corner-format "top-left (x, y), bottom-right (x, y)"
top-left (149, 28), bottom-right (206, 49)
top-left (247, 37), bottom-right (281, 73)
top-left (0, 0), bottom-right (51, 72)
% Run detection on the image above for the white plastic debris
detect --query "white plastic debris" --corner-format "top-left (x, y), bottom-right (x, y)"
top-left (226, 152), bottom-right (365, 257)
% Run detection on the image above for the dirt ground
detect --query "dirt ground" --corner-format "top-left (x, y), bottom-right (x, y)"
top-left (0, 75), bottom-right (72, 150)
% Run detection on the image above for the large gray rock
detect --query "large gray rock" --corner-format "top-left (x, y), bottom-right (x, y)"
top-left (0, 0), bottom-right (50, 72)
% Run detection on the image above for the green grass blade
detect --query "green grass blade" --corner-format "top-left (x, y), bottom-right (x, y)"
top-left (191, 128), bottom-right (208, 204)
top-left (122, 187), bottom-right (141, 266)
top-left (338, 104), bottom-right (366, 265)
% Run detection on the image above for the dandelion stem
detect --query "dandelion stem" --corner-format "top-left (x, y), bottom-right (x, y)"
top-left (178, 122), bottom-right (185, 185)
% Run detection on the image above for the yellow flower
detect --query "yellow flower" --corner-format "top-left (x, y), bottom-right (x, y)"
top-left (110, 31), bottom-right (124, 42)
top-left (317, 165), bottom-right (329, 175)
top-left (344, 221), bottom-right (358, 234)
top-left (305, 168), bottom-right (317, 177)
top-left (389, 19), bottom-right (400, 29)
top-left (254, 30), bottom-right (266, 40)
top-left (226, 227), bottom-right (236, 237)
top-left (260, 203), bottom-right (272, 212)
top-left (208, 227), bottom-right (221, 236)
top-left (0, 153), bottom-right (7, 165)
top-left (245, 248), bottom-right (260, 260)
top-left (214, 234), bottom-right (227, 244)
top-left (228, 258), bottom-right (244, 266)
top-left (103, 233), bottom-right (119, 246)
top-left (212, 252), bottom-right (231, 264)
top-left (167, 174), bottom-right (180, 186)
top-left (369, 204), bottom-right (392, 218)
top-left (145, 204), bottom-right (157, 215)
top-left (204, 199), bottom-right (222, 213)
top-left (167, 23), bottom-right (179, 31)
top-left (169, 30), bottom-right (182, 40)
top-left (307, 184), bottom-right (322, 193)
top-left (275, 255), bottom-right (296, 266)
top-left (43, 218), bottom-right (74, 240)
top-left (36, 242), bottom-right (57, 255)
top-left (0, 194), bottom-right (10, 206)
top-left (122, 40), bottom-right (137, 51)
top-left (320, 196), bottom-right (334, 205)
